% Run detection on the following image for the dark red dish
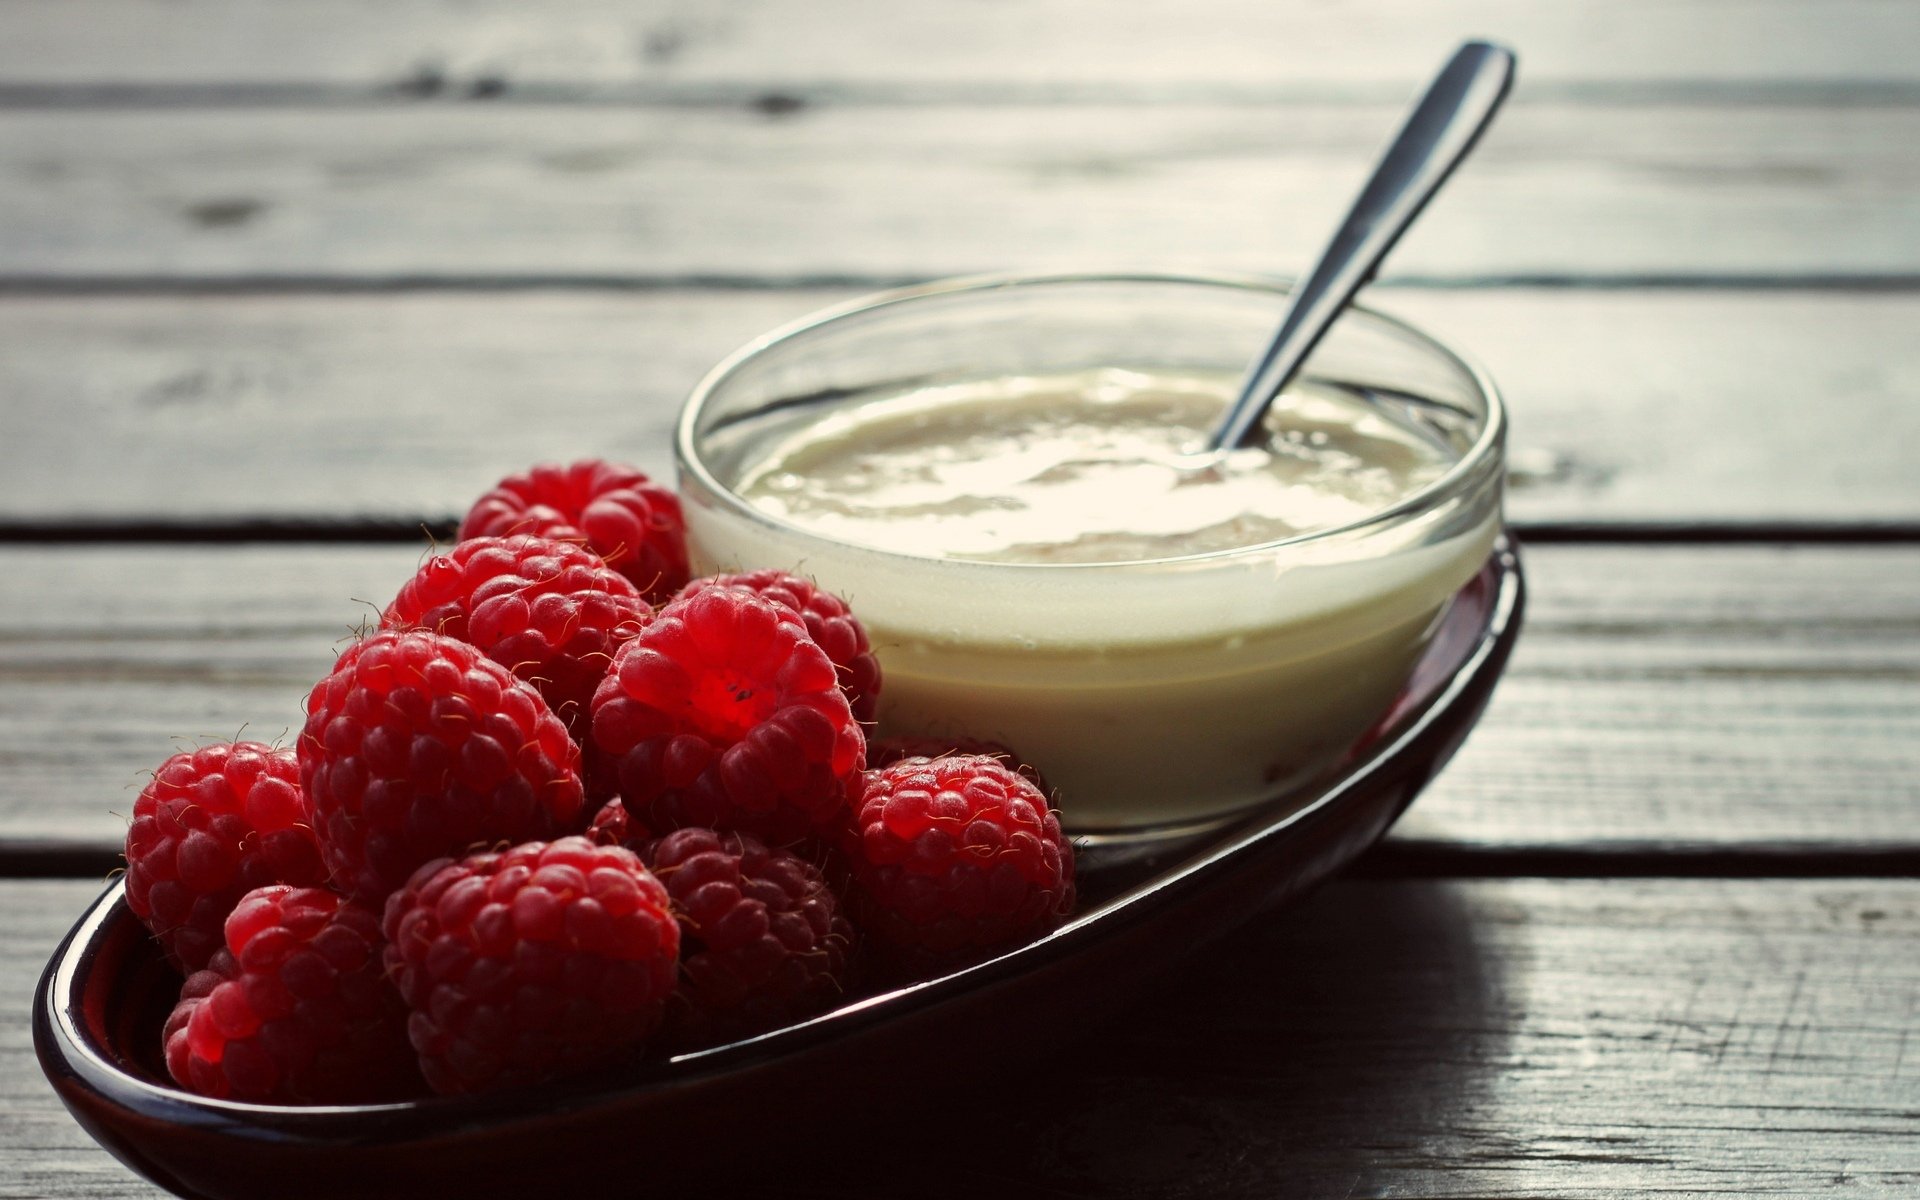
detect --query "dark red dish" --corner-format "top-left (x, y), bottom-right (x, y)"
top-left (36, 542), bottom-right (1524, 1200)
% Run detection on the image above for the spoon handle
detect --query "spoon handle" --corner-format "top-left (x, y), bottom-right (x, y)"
top-left (1205, 40), bottom-right (1516, 453)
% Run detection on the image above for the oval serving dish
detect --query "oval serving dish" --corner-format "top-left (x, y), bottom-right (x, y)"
top-left (36, 542), bottom-right (1523, 1200)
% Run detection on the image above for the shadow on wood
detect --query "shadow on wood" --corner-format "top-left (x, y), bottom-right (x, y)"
top-left (786, 880), bottom-right (1502, 1199)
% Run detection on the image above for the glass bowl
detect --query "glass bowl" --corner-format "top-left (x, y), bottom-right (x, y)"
top-left (677, 272), bottom-right (1506, 842)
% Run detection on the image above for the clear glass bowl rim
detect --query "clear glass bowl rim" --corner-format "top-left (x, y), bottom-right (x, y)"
top-left (674, 269), bottom-right (1507, 571)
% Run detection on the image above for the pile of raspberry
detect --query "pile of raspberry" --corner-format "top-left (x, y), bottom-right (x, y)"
top-left (125, 459), bottom-right (1076, 1105)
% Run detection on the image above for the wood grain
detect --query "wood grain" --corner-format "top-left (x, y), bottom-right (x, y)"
top-left (7, 877), bottom-right (1916, 1197)
top-left (1, 102), bottom-right (1915, 283)
top-left (1396, 543), bottom-right (1920, 859)
top-left (0, 543), bottom-right (1914, 859)
top-left (2, 881), bottom-right (164, 1200)
top-left (2, 1), bottom-right (1916, 94)
top-left (4, 289), bottom-right (1918, 527)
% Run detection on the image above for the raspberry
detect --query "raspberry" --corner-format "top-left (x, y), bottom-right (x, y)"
top-left (300, 630), bottom-right (587, 905)
top-left (125, 743), bottom-right (327, 973)
top-left (164, 887), bottom-right (419, 1104)
top-left (460, 459), bottom-right (689, 605)
top-left (162, 949), bottom-right (233, 1088)
top-left (846, 755), bottom-right (1074, 964)
top-left (869, 735), bottom-right (1051, 798)
top-left (676, 571), bottom-right (882, 724)
top-left (590, 587), bottom-right (865, 845)
top-left (383, 535), bottom-right (650, 739)
top-left (381, 837), bottom-right (679, 1095)
top-left (612, 826), bottom-right (852, 1047)
top-left (586, 796), bottom-right (648, 849)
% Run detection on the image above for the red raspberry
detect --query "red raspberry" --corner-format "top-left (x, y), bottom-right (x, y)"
top-left (125, 743), bottom-right (326, 973)
top-left (589, 587), bottom-right (865, 845)
top-left (585, 796), bottom-right (648, 849)
top-left (381, 837), bottom-right (679, 1095)
top-left (164, 887), bottom-right (419, 1104)
top-left (676, 571), bottom-right (882, 724)
top-left (460, 459), bottom-right (689, 605)
top-left (869, 735), bottom-right (1051, 798)
top-left (649, 828), bottom-right (852, 1047)
top-left (846, 755), bottom-right (1074, 965)
top-left (300, 630), bottom-right (587, 905)
top-left (383, 535), bottom-right (650, 739)
top-left (162, 949), bottom-right (234, 1088)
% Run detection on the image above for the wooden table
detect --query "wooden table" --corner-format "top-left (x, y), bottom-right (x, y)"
top-left (3, 4), bottom-right (1917, 1195)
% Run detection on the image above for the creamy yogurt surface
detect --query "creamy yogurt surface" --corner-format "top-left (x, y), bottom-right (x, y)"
top-left (733, 370), bottom-right (1453, 564)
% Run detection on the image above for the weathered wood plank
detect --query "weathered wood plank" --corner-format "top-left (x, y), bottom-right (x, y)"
top-left (1396, 543), bottom-right (1920, 858)
top-left (2, 1), bottom-right (1916, 93)
top-left (1, 102), bottom-right (1915, 281)
top-left (6, 877), bottom-right (1917, 1196)
top-left (1, 888), bottom-right (169, 1198)
top-left (4, 289), bottom-right (1918, 527)
top-left (0, 544), bottom-right (1914, 858)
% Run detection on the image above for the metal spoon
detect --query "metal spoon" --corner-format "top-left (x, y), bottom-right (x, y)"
top-left (1202, 40), bottom-right (1517, 456)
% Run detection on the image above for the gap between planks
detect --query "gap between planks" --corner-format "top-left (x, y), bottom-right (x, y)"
top-left (6, 523), bottom-right (1920, 546)
top-left (8, 841), bottom-right (1920, 884)
top-left (4, 80), bottom-right (1920, 112)
top-left (5, 273), bottom-right (1920, 295)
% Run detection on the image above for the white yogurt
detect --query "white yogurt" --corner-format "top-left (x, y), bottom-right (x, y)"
top-left (735, 370), bottom-right (1452, 563)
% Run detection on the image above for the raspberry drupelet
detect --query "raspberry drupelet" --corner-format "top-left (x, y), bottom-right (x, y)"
top-left (460, 459), bottom-right (689, 605)
top-left (299, 629), bottom-right (587, 906)
top-left (846, 754), bottom-right (1075, 966)
top-left (675, 570), bottom-right (882, 725)
top-left (125, 742), bottom-right (327, 973)
top-left (381, 837), bottom-right (680, 1095)
top-left (163, 886), bottom-right (420, 1104)
top-left (589, 586), bottom-right (865, 846)
top-left (383, 534), bottom-right (651, 740)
